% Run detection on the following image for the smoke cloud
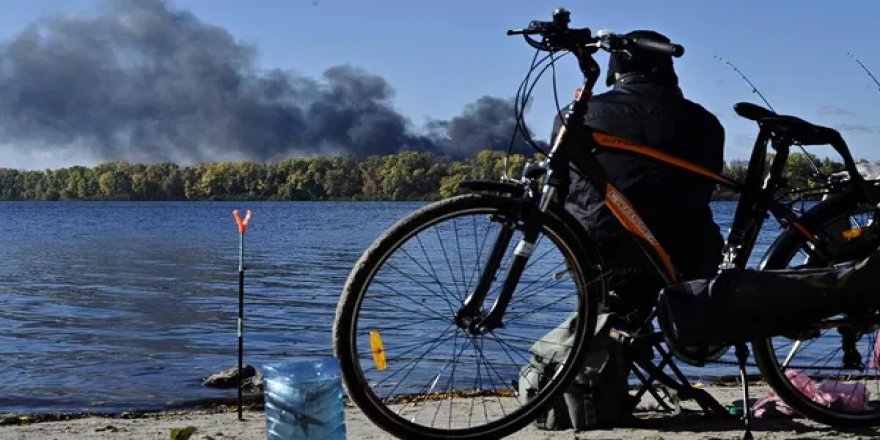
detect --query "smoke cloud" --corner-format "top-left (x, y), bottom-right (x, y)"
top-left (0, 0), bottom-right (539, 166)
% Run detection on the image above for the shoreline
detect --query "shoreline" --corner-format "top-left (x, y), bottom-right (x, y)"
top-left (3, 385), bottom-right (880, 439)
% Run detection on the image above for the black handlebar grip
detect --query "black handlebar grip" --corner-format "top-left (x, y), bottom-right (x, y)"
top-left (631, 37), bottom-right (685, 57)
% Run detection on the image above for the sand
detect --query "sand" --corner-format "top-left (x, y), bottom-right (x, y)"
top-left (2, 386), bottom-right (880, 439)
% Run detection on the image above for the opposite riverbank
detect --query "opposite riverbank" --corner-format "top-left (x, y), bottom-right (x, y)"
top-left (3, 385), bottom-right (879, 439)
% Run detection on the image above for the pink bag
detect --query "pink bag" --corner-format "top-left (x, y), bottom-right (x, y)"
top-left (754, 369), bottom-right (870, 418)
top-left (818, 381), bottom-right (870, 411)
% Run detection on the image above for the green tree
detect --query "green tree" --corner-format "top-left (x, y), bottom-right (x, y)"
top-left (98, 171), bottom-right (115, 199)
top-left (379, 151), bottom-right (445, 200)
top-left (359, 155), bottom-right (386, 199)
top-left (324, 155), bottom-right (362, 199)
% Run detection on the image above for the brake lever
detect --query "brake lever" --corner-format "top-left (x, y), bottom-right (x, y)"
top-left (523, 34), bottom-right (551, 51)
top-left (596, 31), bottom-right (631, 57)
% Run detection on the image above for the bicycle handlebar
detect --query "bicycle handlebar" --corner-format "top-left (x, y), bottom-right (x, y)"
top-left (629, 36), bottom-right (685, 57)
top-left (507, 8), bottom-right (684, 58)
top-left (506, 28), bottom-right (537, 36)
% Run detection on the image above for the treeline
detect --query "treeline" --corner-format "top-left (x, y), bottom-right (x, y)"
top-left (0, 151), bottom-right (865, 201)
top-left (0, 151), bottom-right (526, 201)
top-left (713, 153), bottom-right (851, 200)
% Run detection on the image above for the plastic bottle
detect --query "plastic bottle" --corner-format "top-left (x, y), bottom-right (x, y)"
top-left (263, 358), bottom-right (346, 440)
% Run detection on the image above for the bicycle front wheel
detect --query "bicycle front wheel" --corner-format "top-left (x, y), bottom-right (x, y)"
top-left (754, 188), bottom-right (880, 426)
top-left (333, 193), bottom-right (603, 439)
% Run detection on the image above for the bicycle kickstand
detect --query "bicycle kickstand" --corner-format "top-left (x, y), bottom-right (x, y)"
top-left (735, 343), bottom-right (754, 440)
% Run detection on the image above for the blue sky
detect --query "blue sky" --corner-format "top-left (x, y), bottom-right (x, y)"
top-left (1, 0), bottom-right (879, 168)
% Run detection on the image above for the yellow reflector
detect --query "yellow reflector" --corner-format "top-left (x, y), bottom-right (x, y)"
top-left (842, 227), bottom-right (865, 240)
top-left (370, 330), bottom-right (387, 371)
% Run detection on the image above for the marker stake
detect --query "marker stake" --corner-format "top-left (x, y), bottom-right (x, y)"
top-left (233, 209), bottom-right (252, 421)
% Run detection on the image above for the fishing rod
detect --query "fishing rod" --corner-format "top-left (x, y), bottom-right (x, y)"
top-left (846, 52), bottom-right (880, 92)
top-left (714, 55), bottom-right (776, 113)
top-left (714, 55), bottom-right (825, 181)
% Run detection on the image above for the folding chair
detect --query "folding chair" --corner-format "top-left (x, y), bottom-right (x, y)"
top-left (616, 325), bottom-right (731, 419)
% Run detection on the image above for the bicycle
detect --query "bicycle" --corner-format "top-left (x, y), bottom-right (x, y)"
top-left (333, 8), bottom-right (880, 439)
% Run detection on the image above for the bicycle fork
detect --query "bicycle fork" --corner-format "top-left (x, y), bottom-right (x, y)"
top-left (455, 194), bottom-right (547, 335)
top-left (455, 78), bottom-right (578, 335)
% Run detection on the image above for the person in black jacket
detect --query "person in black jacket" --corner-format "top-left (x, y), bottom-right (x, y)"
top-left (556, 30), bottom-right (725, 321)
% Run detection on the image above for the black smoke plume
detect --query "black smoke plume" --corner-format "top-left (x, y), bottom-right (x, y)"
top-left (0, 0), bottom-right (539, 165)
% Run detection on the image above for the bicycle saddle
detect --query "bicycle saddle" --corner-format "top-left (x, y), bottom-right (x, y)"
top-left (734, 102), bottom-right (841, 146)
top-left (734, 102), bottom-right (775, 121)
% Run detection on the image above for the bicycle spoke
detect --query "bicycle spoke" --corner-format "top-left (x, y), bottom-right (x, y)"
top-left (375, 336), bottom-right (458, 394)
top-left (507, 272), bottom-right (570, 310)
top-left (433, 224), bottom-right (464, 301)
top-left (486, 333), bottom-right (538, 390)
top-left (377, 327), bottom-right (458, 397)
top-left (781, 339), bottom-right (804, 369)
top-left (486, 258), bottom-right (566, 305)
top-left (371, 279), bottom-right (452, 321)
top-left (452, 218), bottom-right (470, 294)
top-left (493, 330), bottom-right (574, 350)
top-left (396, 248), bottom-right (460, 311)
top-left (361, 335), bottom-right (457, 375)
top-left (467, 215), bottom-right (496, 293)
top-left (414, 234), bottom-right (463, 303)
top-left (505, 294), bottom-right (576, 325)
top-left (446, 330), bottom-right (463, 429)
top-left (384, 261), bottom-right (458, 316)
top-left (363, 287), bottom-right (451, 321)
top-left (467, 335), bottom-right (509, 418)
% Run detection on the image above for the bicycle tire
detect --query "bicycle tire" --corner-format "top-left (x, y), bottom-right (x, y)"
top-left (333, 193), bottom-right (603, 439)
top-left (754, 186), bottom-right (880, 426)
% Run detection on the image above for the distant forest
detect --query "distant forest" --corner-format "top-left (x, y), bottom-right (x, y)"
top-left (0, 150), bottom-right (866, 202)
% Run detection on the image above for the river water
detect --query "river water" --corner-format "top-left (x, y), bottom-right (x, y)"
top-left (0, 201), bottom-right (782, 413)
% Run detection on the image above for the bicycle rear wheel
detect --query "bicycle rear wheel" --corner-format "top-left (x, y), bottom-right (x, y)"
top-left (754, 188), bottom-right (880, 426)
top-left (333, 193), bottom-right (603, 439)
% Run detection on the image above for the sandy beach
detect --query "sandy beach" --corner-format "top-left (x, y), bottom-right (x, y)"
top-left (3, 385), bottom-right (880, 440)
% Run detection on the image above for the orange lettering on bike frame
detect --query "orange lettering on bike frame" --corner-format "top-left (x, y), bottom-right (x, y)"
top-left (593, 133), bottom-right (737, 188)
top-left (604, 185), bottom-right (678, 282)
